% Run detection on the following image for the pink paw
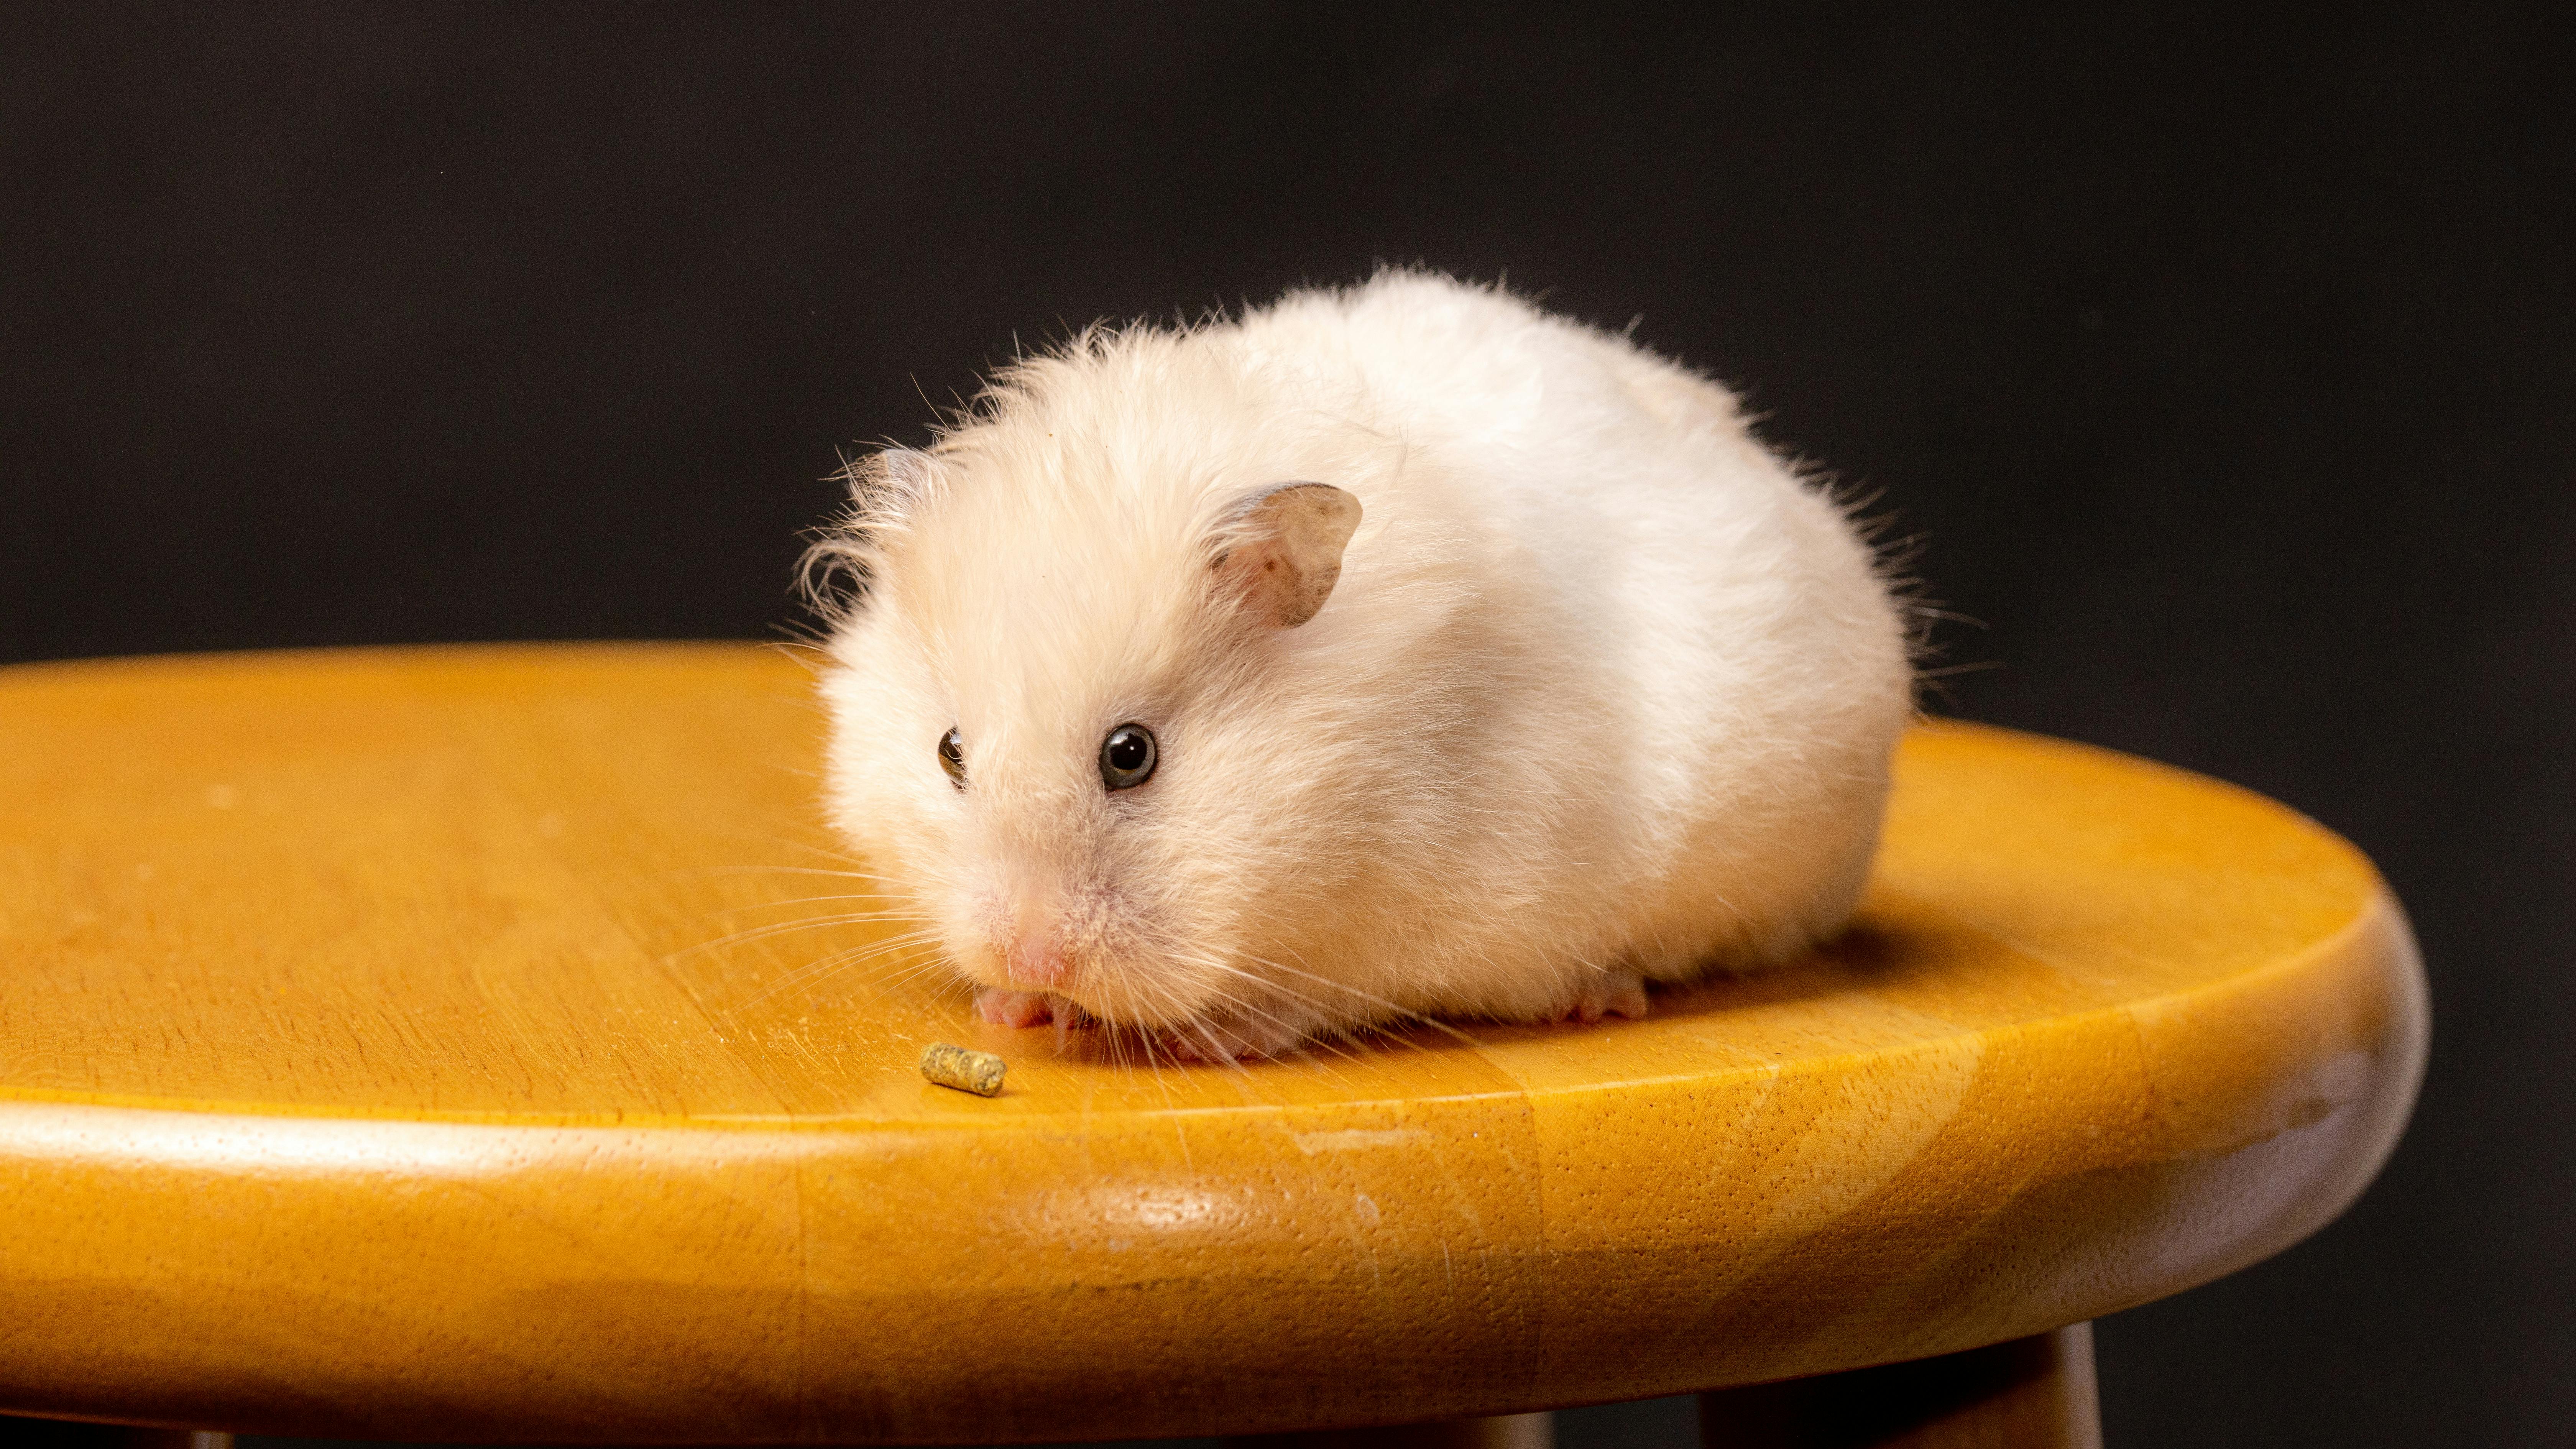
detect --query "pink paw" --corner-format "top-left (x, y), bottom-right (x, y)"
top-left (974, 988), bottom-right (1059, 1028)
top-left (1552, 973), bottom-right (1649, 1025)
top-left (1162, 1019), bottom-right (1300, 1062)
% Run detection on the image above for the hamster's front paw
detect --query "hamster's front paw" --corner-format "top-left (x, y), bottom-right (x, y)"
top-left (1163, 1017), bottom-right (1302, 1063)
top-left (1551, 971), bottom-right (1649, 1025)
top-left (974, 988), bottom-right (1063, 1028)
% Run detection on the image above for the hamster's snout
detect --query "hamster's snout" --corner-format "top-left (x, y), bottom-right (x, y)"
top-left (964, 872), bottom-right (1197, 1026)
top-left (1004, 932), bottom-right (1070, 988)
top-left (973, 882), bottom-right (1073, 989)
top-left (974, 876), bottom-right (1117, 988)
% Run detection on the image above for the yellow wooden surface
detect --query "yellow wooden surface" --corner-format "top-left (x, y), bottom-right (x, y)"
top-left (0, 645), bottom-right (2426, 1443)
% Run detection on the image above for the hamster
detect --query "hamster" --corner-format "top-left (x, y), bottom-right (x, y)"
top-left (810, 271), bottom-right (1912, 1059)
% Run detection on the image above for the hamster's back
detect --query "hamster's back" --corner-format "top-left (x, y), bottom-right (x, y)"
top-left (1235, 273), bottom-right (1914, 979)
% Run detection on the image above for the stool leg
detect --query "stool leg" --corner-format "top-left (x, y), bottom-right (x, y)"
top-left (1227, 1410), bottom-right (1555, 1449)
top-left (1699, 1323), bottom-right (2102, 1449)
top-left (0, 1423), bottom-right (232, 1449)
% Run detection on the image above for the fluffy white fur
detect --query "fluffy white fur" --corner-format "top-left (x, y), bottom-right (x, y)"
top-left (813, 271), bottom-right (1912, 1056)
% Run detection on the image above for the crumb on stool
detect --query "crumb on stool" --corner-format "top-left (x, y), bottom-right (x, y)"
top-left (920, 1042), bottom-right (1007, 1097)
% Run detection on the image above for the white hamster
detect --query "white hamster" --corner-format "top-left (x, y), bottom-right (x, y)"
top-left (812, 271), bottom-right (1912, 1058)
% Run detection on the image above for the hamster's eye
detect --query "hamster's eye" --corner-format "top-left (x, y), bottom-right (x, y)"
top-left (1099, 723), bottom-right (1157, 791)
top-left (937, 727), bottom-right (967, 790)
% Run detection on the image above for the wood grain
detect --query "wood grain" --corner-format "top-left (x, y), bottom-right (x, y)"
top-left (0, 645), bottom-right (2427, 1442)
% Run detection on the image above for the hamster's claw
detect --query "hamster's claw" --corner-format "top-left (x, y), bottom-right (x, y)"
top-left (1553, 972), bottom-right (1649, 1025)
top-left (974, 988), bottom-right (1060, 1028)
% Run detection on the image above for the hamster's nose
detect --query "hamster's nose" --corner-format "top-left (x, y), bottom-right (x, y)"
top-left (1006, 933), bottom-right (1070, 988)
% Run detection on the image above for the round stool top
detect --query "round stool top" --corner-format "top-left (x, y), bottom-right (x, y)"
top-left (0, 646), bottom-right (2426, 1443)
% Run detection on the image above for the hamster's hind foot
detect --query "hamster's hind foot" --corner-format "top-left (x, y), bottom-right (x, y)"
top-left (1550, 971), bottom-right (1649, 1025)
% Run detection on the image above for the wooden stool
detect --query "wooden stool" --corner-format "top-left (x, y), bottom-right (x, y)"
top-left (0, 646), bottom-right (2426, 1447)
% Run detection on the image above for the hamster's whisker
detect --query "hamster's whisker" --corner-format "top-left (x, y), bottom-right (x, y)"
top-left (711, 892), bottom-right (915, 911)
top-left (745, 930), bottom-right (943, 996)
top-left (666, 826), bottom-right (884, 870)
top-left (1119, 920), bottom-right (1378, 1068)
top-left (750, 833), bottom-right (925, 884)
top-left (1171, 961), bottom-right (1307, 1025)
top-left (848, 959), bottom-right (967, 1009)
top-left (686, 895), bottom-right (932, 930)
top-left (678, 863), bottom-right (906, 886)
top-left (1165, 956), bottom-right (1381, 1078)
top-left (667, 912), bottom-right (931, 960)
top-left (1118, 1015), bottom-right (1186, 1113)
top-left (732, 949), bottom-right (940, 1016)
top-left (1102, 968), bottom-right (1260, 1075)
top-left (729, 931), bottom-right (945, 1009)
top-left (1181, 1016), bottom-right (1257, 1076)
top-left (694, 902), bottom-right (931, 932)
top-left (1227, 951), bottom-right (1488, 1051)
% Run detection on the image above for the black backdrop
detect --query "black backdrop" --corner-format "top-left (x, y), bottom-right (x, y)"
top-left (4, 6), bottom-right (2571, 1446)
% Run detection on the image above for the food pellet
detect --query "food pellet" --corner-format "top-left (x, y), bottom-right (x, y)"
top-left (919, 1042), bottom-right (1007, 1097)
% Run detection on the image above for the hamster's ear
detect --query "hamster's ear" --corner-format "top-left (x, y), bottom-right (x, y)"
top-left (1210, 483), bottom-right (1362, 629)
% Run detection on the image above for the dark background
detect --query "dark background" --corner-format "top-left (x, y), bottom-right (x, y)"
top-left (3, 4), bottom-right (2569, 1446)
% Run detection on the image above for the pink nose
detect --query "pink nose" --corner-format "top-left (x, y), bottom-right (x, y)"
top-left (1007, 936), bottom-right (1070, 987)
